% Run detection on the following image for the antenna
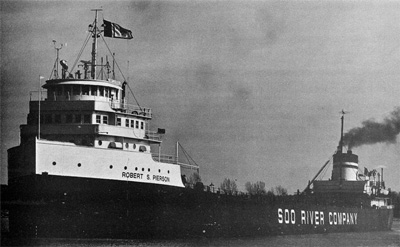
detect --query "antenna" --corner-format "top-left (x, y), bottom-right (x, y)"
top-left (112, 53), bottom-right (115, 79)
top-left (51, 40), bottom-right (64, 79)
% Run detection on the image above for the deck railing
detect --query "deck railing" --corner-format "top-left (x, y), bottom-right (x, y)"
top-left (115, 101), bottom-right (152, 118)
top-left (151, 153), bottom-right (199, 171)
top-left (145, 131), bottom-right (162, 141)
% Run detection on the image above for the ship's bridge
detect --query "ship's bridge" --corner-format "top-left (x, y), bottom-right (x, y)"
top-left (22, 77), bottom-right (160, 150)
top-left (44, 78), bottom-right (122, 107)
top-left (40, 78), bottom-right (152, 117)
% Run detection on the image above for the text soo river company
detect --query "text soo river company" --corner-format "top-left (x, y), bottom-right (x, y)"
top-left (278, 208), bottom-right (358, 226)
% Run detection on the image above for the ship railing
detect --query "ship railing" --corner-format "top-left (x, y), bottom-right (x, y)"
top-left (114, 101), bottom-right (152, 118)
top-left (151, 153), bottom-right (199, 170)
top-left (151, 153), bottom-right (176, 164)
top-left (30, 90), bottom-right (48, 101)
top-left (145, 131), bottom-right (162, 141)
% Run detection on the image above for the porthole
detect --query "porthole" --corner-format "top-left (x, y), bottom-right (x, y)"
top-left (98, 140), bottom-right (102, 146)
top-left (125, 143), bottom-right (129, 148)
top-left (168, 170), bottom-right (170, 174)
top-left (135, 167), bottom-right (138, 171)
top-left (158, 169), bottom-right (161, 173)
top-left (78, 163), bottom-right (81, 167)
top-left (142, 168), bottom-right (144, 172)
top-left (148, 168), bottom-right (150, 172)
top-left (52, 161), bottom-right (56, 166)
top-left (110, 165), bottom-right (113, 169)
top-left (124, 166), bottom-right (127, 170)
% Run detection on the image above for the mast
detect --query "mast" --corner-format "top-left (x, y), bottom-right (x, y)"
top-left (90, 9), bottom-right (102, 79)
top-left (339, 110), bottom-right (348, 153)
top-left (339, 112), bottom-right (344, 153)
top-left (38, 76), bottom-right (44, 139)
top-left (176, 141), bottom-right (179, 164)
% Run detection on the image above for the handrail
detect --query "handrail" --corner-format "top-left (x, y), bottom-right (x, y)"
top-left (145, 131), bottom-right (161, 141)
top-left (150, 153), bottom-right (199, 170)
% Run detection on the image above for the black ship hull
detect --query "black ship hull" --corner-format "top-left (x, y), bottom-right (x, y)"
top-left (1, 174), bottom-right (394, 240)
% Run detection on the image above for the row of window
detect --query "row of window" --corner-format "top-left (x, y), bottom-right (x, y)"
top-left (51, 161), bottom-right (170, 174)
top-left (39, 113), bottom-right (92, 124)
top-left (31, 113), bottom-right (145, 129)
top-left (95, 115), bottom-right (109, 124)
top-left (50, 85), bottom-right (119, 99)
top-left (97, 140), bottom-right (147, 152)
top-left (116, 117), bottom-right (145, 130)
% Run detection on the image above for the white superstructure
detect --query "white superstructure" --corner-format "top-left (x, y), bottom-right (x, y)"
top-left (10, 10), bottom-right (198, 188)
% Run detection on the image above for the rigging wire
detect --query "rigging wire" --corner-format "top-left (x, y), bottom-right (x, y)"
top-left (69, 30), bottom-right (92, 75)
top-left (62, 14), bottom-right (142, 110)
top-left (178, 143), bottom-right (200, 169)
top-left (319, 161), bottom-right (330, 180)
top-left (99, 33), bottom-right (142, 110)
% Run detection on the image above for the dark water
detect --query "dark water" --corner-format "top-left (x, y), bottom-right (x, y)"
top-left (3, 220), bottom-right (400, 247)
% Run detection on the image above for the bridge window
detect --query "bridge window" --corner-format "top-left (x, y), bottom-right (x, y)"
top-left (65, 85), bottom-right (72, 96)
top-left (96, 115), bottom-right (101, 124)
top-left (130, 120), bottom-right (134, 128)
top-left (135, 120), bottom-right (139, 128)
top-left (102, 116), bottom-right (108, 124)
top-left (105, 88), bottom-right (109, 98)
top-left (140, 122), bottom-right (144, 130)
top-left (91, 86), bottom-right (97, 96)
top-left (56, 86), bottom-right (63, 96)
top-left (82, 85), bottom-right (89, 95)
top-left (116, 117), bottom-right (121, 126)
top-left (99, 86), bottom-right (104, 96)
top-left (73, 85), bottom-right (80, 95)
top-left (110, 89), bottom-right (116, 100)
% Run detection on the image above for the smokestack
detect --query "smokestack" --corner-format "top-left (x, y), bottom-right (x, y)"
top-left (343, 107), bottom-right (400, 149)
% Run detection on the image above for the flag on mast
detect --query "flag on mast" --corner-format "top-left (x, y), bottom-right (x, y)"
top-left (103, 20), bottom-right (133, 39)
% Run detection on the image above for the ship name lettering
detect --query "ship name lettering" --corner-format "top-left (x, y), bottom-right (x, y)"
top-left (300, 210), bottom-right (324, 225)
top-left (328, 212), bottom-right (357, 225)
top-left (278, 208), bottom-right (295, 224)
top-left (122, 172), bottom-right (143, 179)
top-left (153, 175), bottom-right (170, 183)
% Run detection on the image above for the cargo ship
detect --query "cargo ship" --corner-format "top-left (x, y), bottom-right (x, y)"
top-left (1, 11), bottom-right (394, 240)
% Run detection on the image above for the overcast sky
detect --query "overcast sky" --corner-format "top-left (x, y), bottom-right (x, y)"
top-left (1, 0), bottom-right (399, 193)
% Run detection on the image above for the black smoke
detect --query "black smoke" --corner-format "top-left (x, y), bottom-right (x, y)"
top-left (343, 107), bottom-right (400, 149)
